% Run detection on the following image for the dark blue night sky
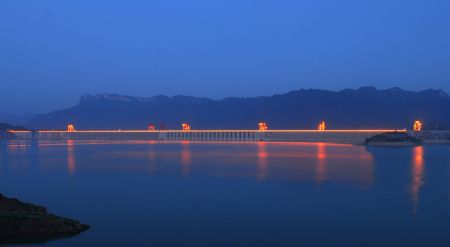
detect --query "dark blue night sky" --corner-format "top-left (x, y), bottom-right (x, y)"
top-left (1, 0), bottom-right (450, 113)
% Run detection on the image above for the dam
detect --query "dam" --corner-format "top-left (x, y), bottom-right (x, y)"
top-left (9, 129), bottom-right (406, 145)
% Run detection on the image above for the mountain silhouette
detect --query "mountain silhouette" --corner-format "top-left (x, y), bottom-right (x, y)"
top-left (26, 87), bottom-right (450, 130)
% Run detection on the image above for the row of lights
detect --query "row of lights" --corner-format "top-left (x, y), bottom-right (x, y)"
top-left (66, 120), bottom-right (423, 132)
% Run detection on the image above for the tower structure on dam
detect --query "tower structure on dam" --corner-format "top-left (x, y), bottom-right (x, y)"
top-left (318, 121), bottom-right (326, 131)
top-left (413, 120), bottom-right (422, 132)
top-left (67, 124), bottom-right (75, 132)
top-left (258, 122), bottom-right (268, 131)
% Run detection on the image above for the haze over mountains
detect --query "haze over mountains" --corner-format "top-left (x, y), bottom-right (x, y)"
top-left (26, 87), bottom-right (450, 130)
top-left (0, 113), bottom-right (35, 126)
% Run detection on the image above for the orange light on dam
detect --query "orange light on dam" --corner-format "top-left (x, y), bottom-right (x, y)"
top-left (148, 124), bottom-right (156, 131)
top-left (318, 121), bottom-right (326, 131)
top-left (258, 122), bottom-right (268, 131)
top-left (413, 120), bottom-right (422, 132)
top-left (182, 123), bottom-right (191, 131)
top-left (67, 124), bottom-right (75, 132)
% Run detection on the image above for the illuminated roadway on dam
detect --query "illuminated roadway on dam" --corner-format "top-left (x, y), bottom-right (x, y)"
top-left (10, 129), bottom-right (406, 133)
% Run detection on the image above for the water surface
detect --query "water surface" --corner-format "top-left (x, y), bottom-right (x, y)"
top-left (1, 140), bottom-right (450, 246)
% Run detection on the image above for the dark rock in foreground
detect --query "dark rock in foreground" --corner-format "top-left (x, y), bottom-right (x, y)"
top-left (0, 193), bottom-right (89, 244)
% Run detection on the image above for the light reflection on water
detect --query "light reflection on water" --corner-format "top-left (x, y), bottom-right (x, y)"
top-left (67, 140), bottom-right (75, 175)
top-left (181, 141), bottom-right (192, 175)
top-left (315, 142), bottom-right (327, 183)
top-left (411, 146), bottom-right (425, 214)
top-left (0, 140), bottom-right (438, 197)
top-left (1, 140), bottom-right (450, 247)
top-left (257, 142), bottom-right (268, 180)
top-left (0, 140), bottom-right (420, 189)
top-left (147, 143), bottom-right (157, 175)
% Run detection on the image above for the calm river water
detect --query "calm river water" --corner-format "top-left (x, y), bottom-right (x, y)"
top-left (1, 140), bottom-right (450, 246)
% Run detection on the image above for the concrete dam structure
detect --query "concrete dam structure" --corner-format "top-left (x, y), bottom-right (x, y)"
top-left (10, 129), bottom-right (406, 145)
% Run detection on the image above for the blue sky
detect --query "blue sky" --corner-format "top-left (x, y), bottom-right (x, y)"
top-left (1, 0), bottom-right (450, 113)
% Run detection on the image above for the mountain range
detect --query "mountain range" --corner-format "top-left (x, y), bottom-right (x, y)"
top-left (26, 87), bottom-right (450, 130)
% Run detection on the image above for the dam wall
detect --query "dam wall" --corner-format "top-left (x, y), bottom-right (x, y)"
top-left (10, 131), bottom-right (160, 140)
top-left (262, 131), bottom-right (390, 144)
top-left (10, 130), bottom-right (402, 145)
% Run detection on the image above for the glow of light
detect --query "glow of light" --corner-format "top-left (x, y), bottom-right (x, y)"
top-left (413, 120), bottom-right (422, 132)
top-left (147, 141), bottom-right (157, 174)
top-left (316, 143), bottom-right (327, 183)
top-left (258, 122), bottom-right (268, 131)
top-left (257, 142), bottom-right (268, 180)
top-left (67, 124), bottom-right (75, 132)
top-left (148, 124), bottom-right (156, 131)
top-left (411, 146), bottom-right (425, 214)
top-left (181, 141), bottom-right (192, 175)
top-left (182, 123), bottom-right (191, 132)
top-left (7, 141), bottom-right (30, 153)
top-left (318, 121), bottom-right (326, 131)
top-left (67, 140), bottom-right (75, 174)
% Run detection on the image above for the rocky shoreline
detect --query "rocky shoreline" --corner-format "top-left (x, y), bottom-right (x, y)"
top-left (0, 193), bottom-right (89, 244)
top-left (365, 132), bottom-right (422, 146)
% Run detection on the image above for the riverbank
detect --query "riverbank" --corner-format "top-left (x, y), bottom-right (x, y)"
top-left (365, 132), bottom-right (422, 146)
top-left (0, 194), bottom-right (89, 244)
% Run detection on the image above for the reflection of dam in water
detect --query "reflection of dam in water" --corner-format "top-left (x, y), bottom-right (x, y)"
top-left (3, 140), bottom-right (374, 186)
top-left (4, 139), bottom-right (447, 216)
top-left (10, 129), bottom-right (405, 145)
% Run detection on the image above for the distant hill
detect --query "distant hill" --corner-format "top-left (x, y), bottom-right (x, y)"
top-left (0, 122), bottom-right (27, 131)
top-left (26, 87), bottom-right (450, 130)
top-left (0, 113), bottom-right (35, 126)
